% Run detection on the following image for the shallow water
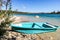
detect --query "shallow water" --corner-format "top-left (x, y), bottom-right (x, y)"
top-left (14, 14), bottom-right (60, 26)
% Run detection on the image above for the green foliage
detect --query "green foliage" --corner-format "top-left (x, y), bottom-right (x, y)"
top-left (0, 0), bottom-right (13, 36)
top-left (0, 28), bottom-right (6, 36)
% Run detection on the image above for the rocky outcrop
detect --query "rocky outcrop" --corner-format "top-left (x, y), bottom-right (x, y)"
top-left (0, 26), bottom-right (59, 40)
top-left (0, 30), bottom-right (55, 40)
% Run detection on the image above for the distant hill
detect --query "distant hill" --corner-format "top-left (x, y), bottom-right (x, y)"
top-left (0, 10), bottom-right (29, 14)
top-left (0, 10), bottom-right (60, 14)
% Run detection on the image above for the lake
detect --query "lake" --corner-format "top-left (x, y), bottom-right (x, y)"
top-left (14, 13), bottom-right (60, 26)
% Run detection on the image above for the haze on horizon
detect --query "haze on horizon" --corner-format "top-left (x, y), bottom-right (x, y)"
top-left (2, 0), bottom-right (60, 13)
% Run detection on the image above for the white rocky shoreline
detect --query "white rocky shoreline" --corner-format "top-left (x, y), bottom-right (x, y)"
top-left (0, 31), bottom-right (50, 40)
top-left (0, 27), bottom-right (60, 40)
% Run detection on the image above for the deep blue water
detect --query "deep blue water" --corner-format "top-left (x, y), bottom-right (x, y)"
top-left (14, 13), bottom-right (60, 17)
top-left (14, 13), bottom-right (60, 20)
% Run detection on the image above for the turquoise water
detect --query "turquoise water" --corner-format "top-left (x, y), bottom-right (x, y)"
top-left (12, 13), bottom-right (60, 34)
top-left (14, 13), bottom-right (60, 17)
top-left (14, 13), bottom-right (60, 26)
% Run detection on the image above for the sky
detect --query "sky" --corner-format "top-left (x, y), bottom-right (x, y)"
top-left (2, 0), bottom-right (60, 12)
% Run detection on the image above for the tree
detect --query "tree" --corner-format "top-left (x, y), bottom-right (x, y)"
top-left (5, 0), bottom-right (10, 10)
top-left (0, 0), bottom-right (3, 12)
top-left (0, 0), bottom-right (13, 36)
